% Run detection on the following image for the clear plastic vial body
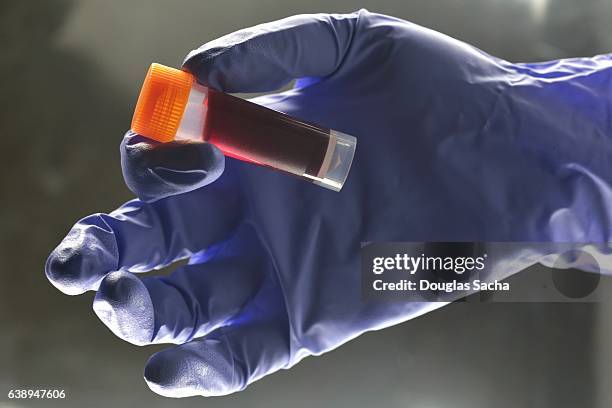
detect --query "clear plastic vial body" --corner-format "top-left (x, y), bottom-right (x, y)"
top-left (131, 63), bottom-right (356, 191)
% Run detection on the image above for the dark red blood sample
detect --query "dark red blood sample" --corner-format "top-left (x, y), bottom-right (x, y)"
top-left (203, 89), bottom-right (331, 178)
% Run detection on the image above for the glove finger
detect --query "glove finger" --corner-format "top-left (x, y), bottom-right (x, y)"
top-left (121, 131), bottom-right (225, 203)
top-left (45, 179), bottom-right (242, 295)
top-left (93, 226), bottom-right (268, 346)
top-left (143, 291), bottom-right (290, 398)
top-left (182, 10), bottom-right (365, 93)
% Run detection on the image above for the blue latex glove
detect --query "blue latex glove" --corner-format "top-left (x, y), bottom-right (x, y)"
top-left (46, 10), bottom-right (612, 397)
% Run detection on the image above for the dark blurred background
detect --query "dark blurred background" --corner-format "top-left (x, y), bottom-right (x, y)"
top-left (1, 0), bottom-right (612, 407)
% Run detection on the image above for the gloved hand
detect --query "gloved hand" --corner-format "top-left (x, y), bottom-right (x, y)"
top-left (46, 10), bottom-right (612, 397)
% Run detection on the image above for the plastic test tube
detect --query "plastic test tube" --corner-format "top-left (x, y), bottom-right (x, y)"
top-left (131, 63), bottom-right (357, 191)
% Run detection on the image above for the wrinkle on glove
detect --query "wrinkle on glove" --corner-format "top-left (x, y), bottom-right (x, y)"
top-left (46, 10), bottom-right (612, 398)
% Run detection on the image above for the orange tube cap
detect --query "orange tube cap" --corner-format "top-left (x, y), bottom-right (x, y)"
top-left (131, 63), bottom-right (194, 142)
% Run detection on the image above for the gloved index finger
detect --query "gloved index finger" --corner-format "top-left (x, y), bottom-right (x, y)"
top-left (45, 177), bottom-right (242, 296)
top-left (182, 10), bottom-right (365, 93)
top-left (121, 131), bottom-right (225, 202)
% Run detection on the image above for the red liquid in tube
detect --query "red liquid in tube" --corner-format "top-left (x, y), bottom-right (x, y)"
top-left (204, 89), bottom-right (332, 180)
